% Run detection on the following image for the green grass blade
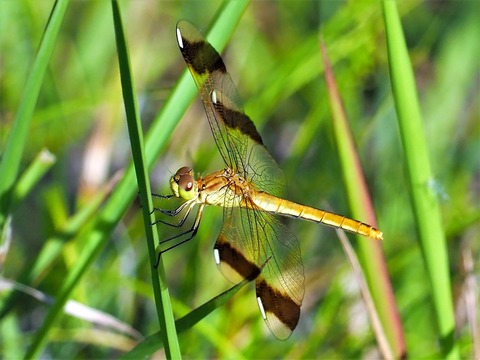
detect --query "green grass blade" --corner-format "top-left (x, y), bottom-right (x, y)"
top-left (24, 1), bottom-right (250, 358)
top-left (382, 1), bottom-right (459, 358)
top-left (1, 313), bottom-right (22, 359)
top-left (0, 0), bottom-right (69, 230)
top-left (11, 149), bottom-right (56, 209)
top-left (0, 175), bottom-right (115, 323)
top-left (320, 39), bottom-right (406, 359)
top-left (122, 279), bottom-right (250, 359)
top-left (111, 0), bottom-right (180, 357)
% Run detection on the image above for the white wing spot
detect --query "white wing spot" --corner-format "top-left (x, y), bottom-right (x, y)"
top-left (211, 89), bottom-right (217, 104)
top-left (213, 248), bottom-right (221, 265)
top-left (257, 297), bottom-right (267, 319)
top-left (176, 28), bottom-right (184, 48)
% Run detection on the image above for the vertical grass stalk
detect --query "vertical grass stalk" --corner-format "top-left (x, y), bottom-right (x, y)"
top-left (111, 1), bottom-right (181, 357)
top-left (320, 39), bottom-right (406, 358)
top-left (382, 1), bottom-right (459, 357)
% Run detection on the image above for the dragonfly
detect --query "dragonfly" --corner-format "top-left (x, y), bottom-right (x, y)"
top-left (155, 20), bottom-right (383, 340)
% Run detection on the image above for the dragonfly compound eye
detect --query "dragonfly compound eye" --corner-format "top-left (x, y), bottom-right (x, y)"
top-left (176, 173), bottom-right (197, 200)
top-left (176, 166), bottom-right (193, 176)
top-left (170, 166), bottom-right (196, 199)
top-left (179, 175), bottom-right (193, 192)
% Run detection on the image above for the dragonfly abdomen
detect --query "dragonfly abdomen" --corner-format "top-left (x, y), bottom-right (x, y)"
top-left (252, 192), bottom-right (383, 240)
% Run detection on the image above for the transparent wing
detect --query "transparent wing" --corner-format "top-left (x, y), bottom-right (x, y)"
top-left (176, 21), bottom-right (286, 198)
top-left (245, 141), bottom-right (287, 197)
top-left (176, 20), bottom-right (254, 173)
top-left (214, 195), bottom-right (305, 340)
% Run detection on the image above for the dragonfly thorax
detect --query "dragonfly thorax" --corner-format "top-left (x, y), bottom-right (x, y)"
top-left (195, 168), bottom-right (249, 208)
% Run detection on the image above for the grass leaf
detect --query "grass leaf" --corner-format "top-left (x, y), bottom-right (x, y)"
top-left (382, 1), bottom-right (459, 358)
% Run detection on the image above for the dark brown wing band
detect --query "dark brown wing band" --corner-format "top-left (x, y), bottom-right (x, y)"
top-left (212, 98), bottom-right (263, 145)
top-left (215, 235), bottom-right (261, 281)
top-left (177, 23), bottom-right (263, 146)
top-left (256, 277), bottom-right (301, 339)
top-left (179, 37), bottom-right (227, 75)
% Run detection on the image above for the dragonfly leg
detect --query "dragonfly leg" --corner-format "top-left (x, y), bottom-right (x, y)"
top-left (151, 201), bottom-right (196, 227)
top-left (149, 193), bottom-right (175, 214)
top-left (151, 193), bottom-right (174, 199)
top-left (158, 204), bottom-right (203, 244)
top-left (139, 192), bottom-right (173, 210)
top-left (151, 200), bottom-right (191, 217)
top-left (154, 205), bottom-right (204, 268)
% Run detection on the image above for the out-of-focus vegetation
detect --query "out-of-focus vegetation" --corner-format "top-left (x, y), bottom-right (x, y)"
top-left (0, 0), bottom-right (478, 358)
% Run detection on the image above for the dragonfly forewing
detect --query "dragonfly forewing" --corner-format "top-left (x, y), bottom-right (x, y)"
top-left (177, 20), bottom-right (256, 175)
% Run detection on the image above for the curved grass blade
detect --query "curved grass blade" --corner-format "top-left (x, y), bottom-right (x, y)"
top-left (110, 1), bottom-right (180, 357)
top-left (0, 0), bottom-right (69, 234)
top-left (320, 39), bottom-right (406, 358)
top-left (10, 149), bottom-right (56, 209)
top-left (121, 279), bottom-right (250, 359)
top-left (382, 1), bottom-right (459, 358)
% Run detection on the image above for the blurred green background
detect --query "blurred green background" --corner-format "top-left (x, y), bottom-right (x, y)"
top-left (0, 0), bottom-right (478, 358)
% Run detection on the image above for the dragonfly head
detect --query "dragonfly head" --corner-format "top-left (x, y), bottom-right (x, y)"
top-left (170, 166), bottom-right (198, 200)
